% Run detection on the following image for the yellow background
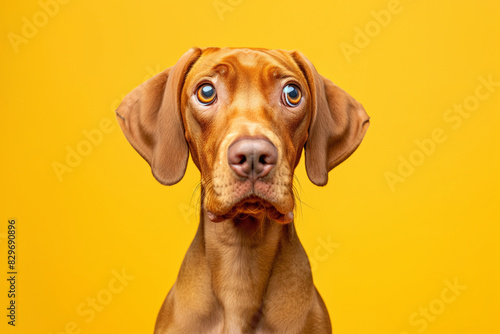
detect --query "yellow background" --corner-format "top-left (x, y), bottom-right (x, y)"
top-left (1, 0), bottom-right (499, 333)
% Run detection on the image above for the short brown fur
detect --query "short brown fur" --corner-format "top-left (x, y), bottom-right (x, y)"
top-left (116, 47), bottom-right (369, 333)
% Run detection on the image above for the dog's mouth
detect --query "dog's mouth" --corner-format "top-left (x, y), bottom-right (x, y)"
top-left (206, 196), bottom-right (294, 224)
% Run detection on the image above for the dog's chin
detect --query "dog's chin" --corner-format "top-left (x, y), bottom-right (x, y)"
top-left (206, 196), bottom-right (294, 224)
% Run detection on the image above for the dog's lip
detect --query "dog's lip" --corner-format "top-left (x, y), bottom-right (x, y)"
top-left (206, 196), bottom-right (294, 224)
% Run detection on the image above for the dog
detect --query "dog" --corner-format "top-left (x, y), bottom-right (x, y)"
top-left (116, 47), bottom-right (369, 333)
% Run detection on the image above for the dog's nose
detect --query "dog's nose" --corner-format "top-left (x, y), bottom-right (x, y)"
top-left (228, 138), bottom-right (277, 179)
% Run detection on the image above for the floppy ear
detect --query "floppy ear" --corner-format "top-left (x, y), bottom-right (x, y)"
top-left (292, 52), bottom-right (370, 186)
top-left (115, 48), bottom-right (202, 185)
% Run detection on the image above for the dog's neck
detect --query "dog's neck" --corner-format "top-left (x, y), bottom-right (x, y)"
top-left (198, 193), bottom-right (295, 331)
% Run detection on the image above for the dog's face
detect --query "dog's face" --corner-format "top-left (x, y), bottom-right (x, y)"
top-left (181, 49), bottom-right (311, 223)
top-left (116, 47), bottom-right (369, 224)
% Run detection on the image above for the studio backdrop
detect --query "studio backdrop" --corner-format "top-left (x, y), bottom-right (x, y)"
top-left (1, 0), bottom-right (499, 333)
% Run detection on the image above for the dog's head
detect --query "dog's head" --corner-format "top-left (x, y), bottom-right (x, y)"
top-left (116, 47), bottom-right (369, 224)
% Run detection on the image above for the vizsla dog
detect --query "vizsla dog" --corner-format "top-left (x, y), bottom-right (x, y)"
top-left (116, 47), bottom-right (369, 333)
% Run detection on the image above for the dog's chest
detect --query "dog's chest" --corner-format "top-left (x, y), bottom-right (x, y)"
top-left (207, 235), bottom-right (280, 332)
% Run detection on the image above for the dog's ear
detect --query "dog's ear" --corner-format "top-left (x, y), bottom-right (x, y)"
top-left (291, 52), bottom-right (370, 186)
top-left (115, 48), bottom-right (202, 185)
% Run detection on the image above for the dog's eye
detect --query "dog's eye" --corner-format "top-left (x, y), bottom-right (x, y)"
top-left (196, 84), bottom-right (217, 105)
top-left (283, 84), bottom-right (302, 107)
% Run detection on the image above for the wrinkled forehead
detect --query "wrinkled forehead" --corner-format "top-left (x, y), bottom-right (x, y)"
top-left (186, 48), bottom-right (305, 84)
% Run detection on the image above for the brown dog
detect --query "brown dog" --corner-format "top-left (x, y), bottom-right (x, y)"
top-left (116, 47), bottom-right (369, 333)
